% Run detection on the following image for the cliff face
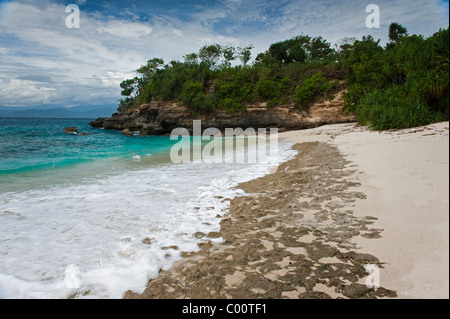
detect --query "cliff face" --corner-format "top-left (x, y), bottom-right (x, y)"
top-left (89, 90), bottom-right (355, 135)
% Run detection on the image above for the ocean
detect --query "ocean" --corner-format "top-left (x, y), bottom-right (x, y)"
top-left (0, 118), bottom-right (295, 299)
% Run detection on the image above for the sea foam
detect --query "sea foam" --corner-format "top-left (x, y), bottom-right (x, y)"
top-left (0, 140), bottom-right (296, 299)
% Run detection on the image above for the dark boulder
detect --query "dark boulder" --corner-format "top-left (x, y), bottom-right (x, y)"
top-left (64, 127), bottom-right (78, 134)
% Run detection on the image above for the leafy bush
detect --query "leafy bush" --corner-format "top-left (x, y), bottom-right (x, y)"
top-left (180, 81), bottom-right (204, 105)
top-left (343, 84), bottom-right (368, 113)
top-left (179, 81), bottom-right (214, 112)
top-left (213, 70), bottom-right (254, 111)
top-left (254, 78), bottom-right (279, 101)
top-left (279, 77), bottom-right (293, 95)
top-left (218, 98), bottom-right (245, 113)
top-left (294, 72), bottom-right (326, 108)
top-left (191, 93), bottom-right (214, 112)
top-left (319, 80), bottom-right (340, 94)
top-left (266, 97), bottom-right (280, 108)
top-left (354, 86), bottom-right (444, 130)
top-left (343, 25), bottom-right (449, 128)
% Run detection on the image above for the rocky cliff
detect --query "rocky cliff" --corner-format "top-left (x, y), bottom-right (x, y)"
top-left (89, 90), bottom-right (355, 135)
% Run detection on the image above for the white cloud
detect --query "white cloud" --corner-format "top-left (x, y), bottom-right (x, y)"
top-left (0, 0), bottom-right (239, 107)
top-left (0, 79), bottom-right (57, 105)
top-left (271, 0), bottom-right (449, 45)
top-left (97, 21), bottom-right (153, 38)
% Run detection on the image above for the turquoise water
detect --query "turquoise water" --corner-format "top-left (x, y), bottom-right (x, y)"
top-left (0, 118), bottom-right (176, 192)
top-left (0, 117), bottom-right (296, 299)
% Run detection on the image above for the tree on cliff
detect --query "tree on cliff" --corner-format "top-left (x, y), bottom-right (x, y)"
top-left (199, 44), bottom-right (222, 68)
top-left (222, 45), bottom-right (237, 68)
top-left (388, 22), bottom-right (409, 43)
top-left (269, 38), bottom-right (308, 64)
top-left (137, 58), bottom-right (165, 81)
top-left (115, 25), bottom-right (448, 130)
top-left (237, 45), bottom-right (254, 66)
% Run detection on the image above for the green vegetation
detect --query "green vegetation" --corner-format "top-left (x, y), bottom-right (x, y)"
top-left (180, 81), bottom-right (214, 112)
top-left (294, 72), bottom-right (327, 109)
top-left (118, 23), bottom-right (449, 130)
top-left (343, 25), bottom-right (449, 130)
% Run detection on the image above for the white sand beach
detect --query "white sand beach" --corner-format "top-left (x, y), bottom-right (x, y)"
top-left (280, 122), bottom-right (449, 299)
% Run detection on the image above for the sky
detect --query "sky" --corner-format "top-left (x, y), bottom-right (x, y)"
top-left (0, 0), bottom-right (448, 110)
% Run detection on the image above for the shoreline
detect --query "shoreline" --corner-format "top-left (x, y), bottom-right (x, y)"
top-left (124, 122), bottom-right (449, 299)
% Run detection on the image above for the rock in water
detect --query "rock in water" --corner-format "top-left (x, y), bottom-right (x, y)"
top-left (79, 132), bottom-right (90, 136)
top-left (122, 128), bottom-right (132, 136)
top-left (64, 127), bottom-right (78, 134)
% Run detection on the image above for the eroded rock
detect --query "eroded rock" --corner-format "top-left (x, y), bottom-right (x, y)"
top-left (90, 91), bottom-right (355, 135)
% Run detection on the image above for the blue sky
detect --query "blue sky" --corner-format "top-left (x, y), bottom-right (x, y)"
top-left (0, 0), bottom-right (448, 109)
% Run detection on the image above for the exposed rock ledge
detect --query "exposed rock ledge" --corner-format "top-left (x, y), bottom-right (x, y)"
top-left (89, 90), bottom-right (355, 135)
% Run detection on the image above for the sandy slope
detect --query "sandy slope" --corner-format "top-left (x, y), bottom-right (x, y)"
top-left (280, 122), bottom-right (449, 298)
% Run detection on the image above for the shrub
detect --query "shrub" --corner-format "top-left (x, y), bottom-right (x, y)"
top-left (179, 81), bottom-right (214, 112)
top-left (180, 81), bottom-right (204, 106)
top-left (218, 98), bottom-right (245, 113)
top-left (191, 93), bottom-right (214, 112)
top-left (266, 97), bottom-right (279, 108)
top-left (294, 72), bottom-right (327, 108)
top-left (279, 77), bottom-right (293, 95)
top-left (319, 80), bottom-right (340, 94)
top-left (214, 71), bottom-right (254, 111)
top-left (343, 83), bottom-right (369, 113)
top-left (254, 78), bottom-right (279, 101)
top-left (355, 86), bottom-right (444, 130)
